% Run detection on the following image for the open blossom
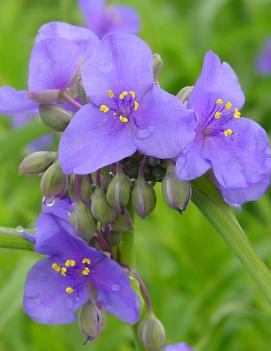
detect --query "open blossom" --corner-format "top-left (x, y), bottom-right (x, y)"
top-left (0, 22), bottom-right (99, 116)
top-left (59, 32), bottom-right (196, 175)
top-left (166, 343), bottom-right (194, 351)
top-left (23, 198), bottom-right (139, 324)
top-left (79, 0), bottom-right (140, 38)
top-left (176, 51), bottom-right (271, 206)
top-left (256, 38), bottom-right (271, 75)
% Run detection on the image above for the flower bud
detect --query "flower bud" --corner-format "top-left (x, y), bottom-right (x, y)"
top-left (40, 160), bottom-right (67, 197)
top-left (106, 171), bottom-right (131, 211)
top-left (69, 174), bottom-right (92, 203)
top-left (132, 177), bottom-right (157, 219)
top-left (138, 314), bottom-right (166, 351)
top-left (79, 301), bottom-right (106, 342)
top-left (19, 151), bottom-right (57, 175)
top-left (70, 202), bottom-right (96, 241)
top-left (104, 231), bottom-right (123, 246)
top-left (29, 90), bottom-right (60, 104)
top-left (91, 187), bottom-right (117, 224)
top-left (176, 86), bottom-right (193, 105)
top-left (162, 164), bottom-right (191, 213)
top-left (111, 212), bottom-right (133, 232)
top-left (39, 105), bottom-right (73, 131)
top-left (153, 54), bottom-right (163, 80)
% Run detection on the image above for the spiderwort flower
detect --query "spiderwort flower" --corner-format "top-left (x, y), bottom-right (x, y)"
top-left (59, 33), bottom-right (196, 175)
top-left (176, 51), bottom-right (271, 206)
top-left (256, 38), bottom-right (271, 75)
top-left (23, 198), bottom-right (139, 324)
top-left (166, 342), bottom-right (194, 351)
top-left (0, 22), bottom-right (99, 115)
top-left (79, 0), bottom-right (140, 38)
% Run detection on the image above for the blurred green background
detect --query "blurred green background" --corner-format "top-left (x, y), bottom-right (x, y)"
top-left (1, 0), bottom-right (271, 350)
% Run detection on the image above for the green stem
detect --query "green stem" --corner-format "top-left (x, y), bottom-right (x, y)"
top-left (0, 226), bottom-right (34, 251)
top-left (192, 175), bottom-right (271, 305)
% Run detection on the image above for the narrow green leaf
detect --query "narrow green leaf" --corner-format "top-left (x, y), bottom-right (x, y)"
top-left (192, 174), bottom-right (271, 305)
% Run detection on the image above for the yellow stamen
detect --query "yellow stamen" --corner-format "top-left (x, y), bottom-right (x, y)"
top-left (61, 267), bottom-right (67, 277)
top-left (215, 112), bottom-right (222, 120)
top-left (100, 104), bottom-right (109, 113)
top-left (82, 267), bottom-right (90, 276)
top-left (65, 259), bottom-right (76, 267)
top-left (107, 90), bottom-right (114, 98)
top-left (82, 258), bottom-right (91, 265)
top-left (224, 129), bottom-right (233, 137)
top-left (119, 115), bottom-right (128, 123)
top-left (119, 91), bottom-right (128, 99)
top-left (216, 98), bottom-right (224, 105)
top-left (225, 102), bottom-right (233, 110)
top-left (51, 263), bottom-right (60, 272)
top-left (65, 287), bottom-right (74, 294)
top-left (234, 108), bottom-right (241, 119)
top-left (129, 91), bottom-right (136, 99)
top-left (133, 101), bottom-right (139, 111)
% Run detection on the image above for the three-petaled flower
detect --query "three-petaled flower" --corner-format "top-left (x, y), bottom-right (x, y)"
top-left (176, 51), bottom-right (271, 206)
top-left (23, 198), bottom-right (139, 324)
top-left (59, 32), bottom-right (196, 175)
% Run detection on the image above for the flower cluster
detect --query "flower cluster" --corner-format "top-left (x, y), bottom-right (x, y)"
top-left (0, 0), bottom-right (270, 349)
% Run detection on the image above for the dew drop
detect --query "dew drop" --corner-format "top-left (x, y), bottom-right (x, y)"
top-left (16, 226), bottom-right (24, 233)
top-left (111, 284), bottom-right (120, 292)
top-left (136, 128), bottom-right (152, 139)
top-left (42, 196), bottom-right (56, 207)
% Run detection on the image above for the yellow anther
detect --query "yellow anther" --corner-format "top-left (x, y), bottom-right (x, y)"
top-left (129, 91), bottom-right (136, 99)
top-left (100, 104), bottom-right (109, 113)
top-left (82, 267), bottom-right (90, 276)
top-left (216, 98), bottom-right (224, 105)
top-left (234, 108), bottom-right (241, 119)
top-left (65, 287), bottom-right (74, 294)
top-left (107, 90), bottom-right (115, 98)
top-left (225, 102), bottom-right (233, 110)
top-left (119, 115), bottom-right (129, 123)
top-left (133, 101), bottom-right (139, 111)
top-left (82, 258), bottom-right (91, 265)
top-left (65, 259), bottom-right (76, 267)
top-left (215, 112), bottom-right (222, 120)
top-left (51, 263), bottom-right (60, 272)
top-left (61, 267), bottom-right (67, 277)
top-left (119, 91), bottom-right (128, 99)
top-left (224, 129), bottom-right (233, 137)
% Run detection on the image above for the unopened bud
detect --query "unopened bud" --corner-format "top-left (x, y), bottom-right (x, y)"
top-left (104, 231), bottom-right (123, 246)
top-left (40, 160), bottom-right (67, 197)
top-left (176, 86), bottom-right (193, 105)
top-left (91, 187), bottom-right (117, 224)
top-left (39, 105), bottom-right (73, 131)
top-left (153, 54), bottom-right (163, 80)
top-left (79, 301), bottom-right (106, 342)
top-left (106, 171), bottom-right (131, 211)
top-left (132, 177), bottom-right (157, 219)
top-left (19, 151), bottom-right (57, 175)
top-left (111, 212), bottom-right (133, 232)
top-left (70, 202), bottom-right (96, 241)
top-left (138, 314), bottom-right (166, 351)
top-left (69, 174), bottom-right (92, 203)
top-left (162, 164), bottom-right (191, 213)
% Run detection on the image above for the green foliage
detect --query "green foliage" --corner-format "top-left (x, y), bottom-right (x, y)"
top-left (1, 0), bottom-right (271, 350)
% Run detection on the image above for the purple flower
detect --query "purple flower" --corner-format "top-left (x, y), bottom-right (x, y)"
top-left (256, 38), bottom-right (271, 75)
top-left (0, 22), bottom-right (99, 115)
top-left (59, 33), bottom-right (195, 175)
top-left (23, 198), bottom-right (139, 324)
top-left (79, 0), bottom-right (140, 38)
top-left (166, 342), bottom-right (194, 351)
top-left (176, 51), bottom-right (271, 206)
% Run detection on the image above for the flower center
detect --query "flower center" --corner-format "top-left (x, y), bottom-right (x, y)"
top-left (51, 257), bottom-right (91, 295)
top-left (99, 90), bottom-right (140, 124)
top-left (202, 98), bottom-right (241, 138)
